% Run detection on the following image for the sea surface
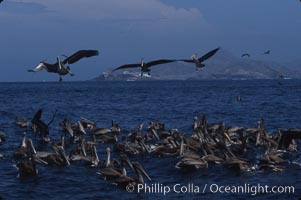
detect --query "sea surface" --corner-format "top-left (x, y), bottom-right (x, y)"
top-left (0, 80), bottom-right (300, 200)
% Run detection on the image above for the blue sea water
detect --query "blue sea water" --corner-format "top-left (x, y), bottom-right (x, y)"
top-left (0, 80), bottom-right (300, 199)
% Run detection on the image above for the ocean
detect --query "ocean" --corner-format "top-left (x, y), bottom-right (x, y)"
top-left (0, 80), bottom-right (300, 199)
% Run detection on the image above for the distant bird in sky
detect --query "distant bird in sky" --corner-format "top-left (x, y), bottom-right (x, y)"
top-left (241, 53), bottom-right (250, 58)
top-left (177, 47), bottom-right (220, 71)
top-left (111, 58), bottom-right (177, 77)
top-left (263, 50), bottom-right (270, 55)
top-left (28, 50), bottom-right (99, 81)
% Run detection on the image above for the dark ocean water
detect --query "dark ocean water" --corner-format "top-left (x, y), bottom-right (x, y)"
top-left (0, 80), bottom-right (300, 200)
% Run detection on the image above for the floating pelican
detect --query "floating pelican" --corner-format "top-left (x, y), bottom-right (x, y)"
top-left (15, 117), bottom-right (30, 128)
top-left (178, 47), bottom-right (220, 71)
top-left (0, 132), bottom-right (5, 143)
top-left (28, 50), bottom-right (99, 81)
top-left (114, 162), bottom-right (151, 188)
top-left (111, 58), bottom-right (177, 77)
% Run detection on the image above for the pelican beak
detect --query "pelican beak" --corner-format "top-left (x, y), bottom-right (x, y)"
top-left (81, 141), bottom-right (87, 157)
top-left (93, 146), bottom-right (99, 162)
top-left (34, 156), bottom-right (48, 165)
top-left (151, 128), bottom-right (160, 141)
top-left (179, 137), bottom-right (184, 156)
top-left (21, 135), bottom-right (27, 148)
top-left (58, 146), bottom-right (70, 166)
top-left (139, 140), bottom-right (151, 153)
top-left (78, 121), bottom-right (86, 135)
top-left (125, 157), bottom-right (135, 173)
top-left (65, 123), bottom-right (74, 137)
top-left (28, 139), bottom-right (37, 155)
top-left (133, 162), bottom-right (151, 181)
top-left (80, 117), bottom-right (96, 126)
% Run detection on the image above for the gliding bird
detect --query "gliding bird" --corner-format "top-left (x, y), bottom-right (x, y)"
top-left (241, 53), bottom-right (250, 58)
top-left (111, 58), bottom-right (177, 77)
top-left (28, 50), bottom-right (99, 81)
top-left (263, 50), bottom-right (270, 55)
top-left (178, 47), bottom-right (220, 71)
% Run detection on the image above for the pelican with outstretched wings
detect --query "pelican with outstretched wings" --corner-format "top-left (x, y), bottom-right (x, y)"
top-left (111, 58), bottom-right (177, 77)
top-left (241, 53), bottom-right (250, 58)
top-left (177, 47), bottom-right (220, 71)
top-left (28, 50), bottom-right (99, 81)
top-left (263, 50), bottom-right (270, 55)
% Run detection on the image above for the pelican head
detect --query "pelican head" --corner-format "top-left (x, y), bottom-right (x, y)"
top-left (191, 53), bottom-right (198, 60)
top-left (141, 57), bottom-right (144, 67)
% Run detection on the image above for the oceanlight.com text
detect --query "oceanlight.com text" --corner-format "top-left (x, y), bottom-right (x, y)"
top-left (126, 183), bottom-right (295, 196)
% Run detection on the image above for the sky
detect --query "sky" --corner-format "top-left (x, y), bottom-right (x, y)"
top-left (0, 0), bottom-right (300, 81)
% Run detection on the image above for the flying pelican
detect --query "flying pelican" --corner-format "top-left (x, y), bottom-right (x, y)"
top-left (263, 50), bottom-right (270, 55)
top-left (111, 58), bottom-right (177, 77)
top-left (241, 53), bottom-right (250, 58)
top-left (28, 50), bottom-right (99, 81)
top-left (178, 47), bottom-right (220, 71)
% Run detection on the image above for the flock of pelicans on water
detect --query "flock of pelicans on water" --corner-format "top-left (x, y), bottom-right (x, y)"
top-left (0, 109), bottom-right (301, 189)
top-left (26, 47), bottom-right (276, 81)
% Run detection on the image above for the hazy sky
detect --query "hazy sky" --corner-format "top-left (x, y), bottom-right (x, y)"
top-left (0, 0), bottom-right (300, 81)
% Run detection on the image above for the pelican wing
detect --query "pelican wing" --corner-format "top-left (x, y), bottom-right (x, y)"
top-left (32, 109), bottom-right (43, 122)
top-left (241, 53), bottom-right (250, 58)
top-left (111, 63), bottom-right (141, 72)
top-left (146, 59), bottom-right (177, 68)
top-left (198, 47), bottom-right (220, 62)
top-left (28, 62), bottom-right (57, 73)
top-left (63, 50), bottom-right (99, 64)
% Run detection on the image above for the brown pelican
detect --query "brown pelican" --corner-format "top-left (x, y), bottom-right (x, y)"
top-left (178, 47), bottom-right (220, 71)
top-left (263, 50), bottom-right (270, 55)
top-left (114, 162), bottom-right (151, 189)
top-left (98, 153), bottom-right (134, 180)
top-left (15, 117), bottom-right (30, 128)
top-left (176, 157), bottom-right (208, 171)
top-left (223, 156), bottom-right (250, 171)
top-left (84, 119), bottom-right (121, 136)
top-left (278, 128), bottom-right (301, 150)
top-left (0, 132), bottom-right (5, 143)
top-left (13, 134), bottom-right (30, 161)
top-left (16, 158), bottom-right (38, 177)
top-left (31, 109), bottom-right (56, 142)
top-left (28, 50), bottom-right (99, 81)
top-left (69, 145), bottom-right (99, 167)
top-left (111, 58), bottom-right (177, 77)
top-left (241, 53), bottom-right (250, 58)
top-left (29, 140), bottom-right (70, 166)
top-left (257, 163), bottom-right (285, 172)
